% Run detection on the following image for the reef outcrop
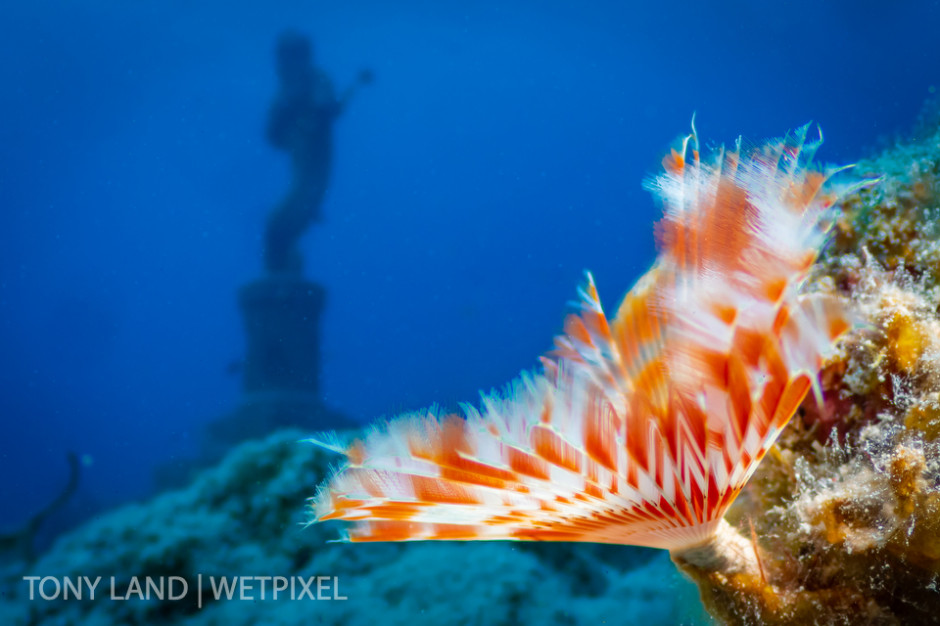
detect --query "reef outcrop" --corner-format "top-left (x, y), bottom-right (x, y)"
top-left (3, 430), bottom-right (701, 625)
top-left (675, 122), bottom-right (940, 623)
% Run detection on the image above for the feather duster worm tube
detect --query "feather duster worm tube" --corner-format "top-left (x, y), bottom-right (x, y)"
top-left (310, 125), bottom-right (859, 580)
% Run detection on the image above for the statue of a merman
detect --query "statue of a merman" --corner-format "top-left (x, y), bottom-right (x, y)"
top-left (265, 30), bottom-right (372, 274)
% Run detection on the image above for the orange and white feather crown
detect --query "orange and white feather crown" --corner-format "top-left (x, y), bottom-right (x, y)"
top-left (310, 123), bottom-right (858, 552)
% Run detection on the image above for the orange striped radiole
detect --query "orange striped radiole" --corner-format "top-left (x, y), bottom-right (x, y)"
top-left (311, 124), bottom-right (855, 551)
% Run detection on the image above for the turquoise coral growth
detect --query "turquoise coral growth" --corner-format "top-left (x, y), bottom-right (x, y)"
top-left (2, 430), bottom-right (701, 625)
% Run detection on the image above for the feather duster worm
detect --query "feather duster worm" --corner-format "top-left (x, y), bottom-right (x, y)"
top-left (310, 123), bottom-right (859, 573)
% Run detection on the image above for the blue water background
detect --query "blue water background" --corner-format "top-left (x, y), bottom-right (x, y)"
top-left (1, 0), bottom-right (937, 534)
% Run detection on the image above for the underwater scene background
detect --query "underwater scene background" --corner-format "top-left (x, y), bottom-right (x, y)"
top-left (3, 0), bottom-right (940, 624)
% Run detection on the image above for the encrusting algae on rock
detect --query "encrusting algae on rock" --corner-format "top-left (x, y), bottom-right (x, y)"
top-left (692, 119), bottom-right (940, 624)
top-left (679, 121), bottom-right (940, 623)
top-left (311, 120), bottom-right (940, 623)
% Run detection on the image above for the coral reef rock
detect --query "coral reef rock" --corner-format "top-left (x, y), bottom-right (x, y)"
top-left (676, 124), bottom-right (940, 624)
top-left (4, 429), bottom-right (704, 625)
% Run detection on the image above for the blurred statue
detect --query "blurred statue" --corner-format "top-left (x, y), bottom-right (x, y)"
top-left (265, 30), bottom-right (373, 274)
top-left (156, 34), bottom-right (368, 490)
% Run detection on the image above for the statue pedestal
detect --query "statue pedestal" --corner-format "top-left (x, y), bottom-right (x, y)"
top-left (240, 277), bottom-right (324, 395)
top-left (207, 276), bottom-right (352, 447)
top-left (156, 276), bottom-right (353, 490)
